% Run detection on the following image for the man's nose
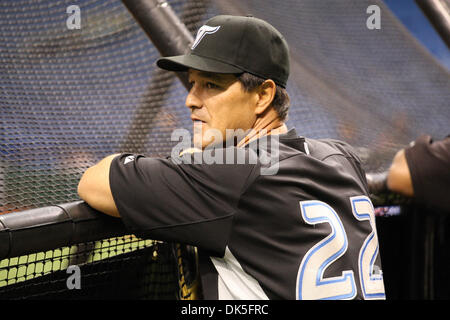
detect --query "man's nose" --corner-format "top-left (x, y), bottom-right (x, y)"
top-left (185, 87), bottom-right (202, 110)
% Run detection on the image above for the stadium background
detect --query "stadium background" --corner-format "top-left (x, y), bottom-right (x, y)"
top-left (0, 0), bottom-right (449, 299)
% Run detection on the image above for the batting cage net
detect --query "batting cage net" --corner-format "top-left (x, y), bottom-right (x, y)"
top-left (1, 0), bottom-right (449, 299)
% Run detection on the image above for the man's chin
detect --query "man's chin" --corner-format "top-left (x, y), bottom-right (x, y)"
top-left (192, 122), bottom-right (221, 149)
top-left (194, 136), bottom-right (224, 150)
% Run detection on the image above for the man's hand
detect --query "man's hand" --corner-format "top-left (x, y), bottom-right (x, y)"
top-left (77, 154), bottom-right (121, 217)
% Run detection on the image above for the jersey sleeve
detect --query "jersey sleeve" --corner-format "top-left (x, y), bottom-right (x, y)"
top-left (109, 152), bottom-right (258, 256)
top-left (404, 135), bottom-right (450, 212)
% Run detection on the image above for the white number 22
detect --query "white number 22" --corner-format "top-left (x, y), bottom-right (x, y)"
top-left (296, 196), bottom-right (385, 300)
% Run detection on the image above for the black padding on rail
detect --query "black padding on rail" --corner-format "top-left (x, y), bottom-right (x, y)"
top-left (0, 201), bottom-right (127, 259)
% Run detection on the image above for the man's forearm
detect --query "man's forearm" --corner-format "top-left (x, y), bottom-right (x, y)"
top-left (78, 153), bottom-right (121, 217)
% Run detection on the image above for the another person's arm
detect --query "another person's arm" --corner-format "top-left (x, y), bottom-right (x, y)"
top-left (386, 149), bottom-right (414, 197)
top-left (387, 135), bottom-right (450, 212)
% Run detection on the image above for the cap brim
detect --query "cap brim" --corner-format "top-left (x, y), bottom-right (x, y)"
top-left (156, 54), bottom-right (243, 74)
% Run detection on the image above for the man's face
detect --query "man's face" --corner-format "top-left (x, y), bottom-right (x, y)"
top-left (186, 69), bottom-right (258, 149)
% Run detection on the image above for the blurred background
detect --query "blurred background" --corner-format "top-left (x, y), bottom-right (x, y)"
top-left (0, 0), bottom-right (449, 300)
top-left (384, 0), bottom-right (449, 70)
top-left (1, 0), bottom-right (449, 213)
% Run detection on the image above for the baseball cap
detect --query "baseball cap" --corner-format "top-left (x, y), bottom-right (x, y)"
top-left (156, 15), bottom-right (290, 88)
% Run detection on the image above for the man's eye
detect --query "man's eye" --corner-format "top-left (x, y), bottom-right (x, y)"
top-left (206, 82), bottom-right (219, 89)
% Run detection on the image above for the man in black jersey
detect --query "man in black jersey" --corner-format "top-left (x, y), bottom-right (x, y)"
top-left (77, 15), bottom-right (386, 299)
top-left (387, 134), bottom-right (450, 212)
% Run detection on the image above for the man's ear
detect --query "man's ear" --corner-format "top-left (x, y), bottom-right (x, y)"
top-left (255, 79), bottom-right (276, 115)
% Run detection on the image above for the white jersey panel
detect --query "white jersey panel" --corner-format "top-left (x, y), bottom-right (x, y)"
top-left (210, 247), bottom-right (269, 300)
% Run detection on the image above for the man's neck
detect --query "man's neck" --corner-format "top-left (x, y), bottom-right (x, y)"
top-left (237, 117), bottom-right (287, 148)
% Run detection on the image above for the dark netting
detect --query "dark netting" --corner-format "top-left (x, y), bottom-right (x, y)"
top-left (1, 0), bottom-right (449, 299)
top-left (2, 0), bottom-right (449, 214)
top-left (214, 0), bottom-right (450, 173)
top-left (0, 0), bottom-right (210, 299)
top-left (1, 0), bottom-right (212, 214)
top-left (0, 239), bottom-right (178, 299)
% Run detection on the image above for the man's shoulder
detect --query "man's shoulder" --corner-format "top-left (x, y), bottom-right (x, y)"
top-left (304, 137), bottom-right (362, 163)
top-left (274, 128), bottom-right (362, 164)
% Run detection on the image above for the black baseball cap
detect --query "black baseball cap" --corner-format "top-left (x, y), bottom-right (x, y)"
top-left (156, 15), bottom-right (290, 88)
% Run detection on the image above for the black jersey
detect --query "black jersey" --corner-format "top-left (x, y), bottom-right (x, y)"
top-left (109, 128), bottom-right (385, 300)
top-left (405, 134), bottom-right (450, 212)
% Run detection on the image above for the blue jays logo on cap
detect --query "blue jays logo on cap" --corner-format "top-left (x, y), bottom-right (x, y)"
top-left (191, 25), bottom-right (221, 50)
top-left (157, 15), bottom-right (290, 88)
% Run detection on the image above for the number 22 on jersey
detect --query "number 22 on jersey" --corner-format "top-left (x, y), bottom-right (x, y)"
top-left (296, 196), bottom-right (386, 300)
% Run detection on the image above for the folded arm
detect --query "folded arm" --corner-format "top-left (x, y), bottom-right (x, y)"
top-left (77, 154), bottom-right (121, 217)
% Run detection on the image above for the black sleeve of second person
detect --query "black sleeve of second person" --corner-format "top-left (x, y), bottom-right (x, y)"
top-left (109, 153), bottom-right (257, 256)
top-left (404, 135), bottom-right (450, 212)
